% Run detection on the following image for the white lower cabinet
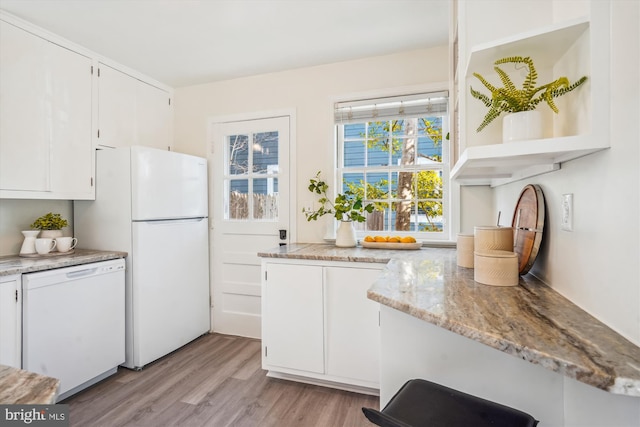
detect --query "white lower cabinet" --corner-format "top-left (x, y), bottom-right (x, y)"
top-left (262, 263), bottom-right (324, 373)
top-left (0, 275), bottom-right (21, 368)
top-left (324, 267), bottom-right (381, 385)
top-left (261, 259), bottom-right (383, 392)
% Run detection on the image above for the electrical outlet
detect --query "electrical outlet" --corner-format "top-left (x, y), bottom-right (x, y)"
top-left (561, 194), bottom-right (573, 231)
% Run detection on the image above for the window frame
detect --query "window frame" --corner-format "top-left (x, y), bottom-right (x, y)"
top-left (334, 89), bottom-right (453, 243)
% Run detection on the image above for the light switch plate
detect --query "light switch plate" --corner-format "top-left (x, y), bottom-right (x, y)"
top-left (561, 194), bottom-right (573, 231)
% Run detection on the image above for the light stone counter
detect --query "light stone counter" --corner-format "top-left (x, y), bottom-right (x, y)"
top-left (258, 243), bottom-right (640, 397)
top-left (0, 365), bottom-right (59, 404)
top-left (0, 249), bottom-right (127, 276)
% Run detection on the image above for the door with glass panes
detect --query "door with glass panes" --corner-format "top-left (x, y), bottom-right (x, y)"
top-left (211, 116), bottom-right (290, 338)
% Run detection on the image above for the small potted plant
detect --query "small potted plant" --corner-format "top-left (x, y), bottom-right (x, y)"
top-left (304, 171), bottom-right (373, 247)
top-left (30, 212), bottom-right (69, 239)
top-left (470, 56), bottom-right (587, 142)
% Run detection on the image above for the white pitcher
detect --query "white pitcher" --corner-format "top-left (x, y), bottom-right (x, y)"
top-left (20, 230), bottom-right (40, 255)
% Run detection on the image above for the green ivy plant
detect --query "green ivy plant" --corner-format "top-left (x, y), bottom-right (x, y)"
top-left (470, 56), bottom-right (588, 132)
top-left (304, 171), bottom-right (374, 223)
top-left (30, 212), bottom-right (69, 230)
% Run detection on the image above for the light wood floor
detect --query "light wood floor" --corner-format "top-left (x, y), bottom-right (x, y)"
top-left (62, 333), bottom-right (379, 427)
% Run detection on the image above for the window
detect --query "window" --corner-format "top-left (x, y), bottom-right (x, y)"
top-left (335, 91), bottom-right (450, 240)
top-left (224, 130), bottom-right (279, 221)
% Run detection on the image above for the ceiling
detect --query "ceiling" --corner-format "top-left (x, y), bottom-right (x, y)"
top-left (0, 0), bottom-right (449, 88)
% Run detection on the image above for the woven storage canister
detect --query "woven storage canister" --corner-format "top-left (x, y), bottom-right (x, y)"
top-left (474, 226), bottom-right (514, 251)
top-left (457, 233), bottom-right (474, 268)
top-left (474, 250), bottom-right (519, 287)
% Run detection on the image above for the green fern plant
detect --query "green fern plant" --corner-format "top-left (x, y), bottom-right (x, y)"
top-left (470, 56), bottom-right (587, 132)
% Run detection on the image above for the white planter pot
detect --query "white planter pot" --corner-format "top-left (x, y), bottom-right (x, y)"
top-left (39, 230), bottom-right (63, 239)
top-left (335, 221), bottom-right (357, 248)
top-left (502, 110), bottom-right (543, 143)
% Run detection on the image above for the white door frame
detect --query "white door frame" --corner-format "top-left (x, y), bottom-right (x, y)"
top-left (207, 109), bottom-right (297, 336)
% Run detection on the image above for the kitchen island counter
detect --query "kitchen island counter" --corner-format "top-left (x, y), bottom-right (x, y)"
top-left (260, 243), bottom-right (640, 398)
top-left (0, 364), bottom-right (59, 404)
top-left (0, 249), bottom-right (127, 276)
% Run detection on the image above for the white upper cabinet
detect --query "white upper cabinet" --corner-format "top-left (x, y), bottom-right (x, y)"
top-left (0, 11), bottom-right (174, 200)
top-left (97, 64), bottom-right (137, 148)
top-left (450, 0), bottom-right (610, 186)
top-left (97, 63), bottom-right (172, 151)
top-left (136, 79), bottom-right (171, 151)
top-left (0, 19), bottom-right (93, 199)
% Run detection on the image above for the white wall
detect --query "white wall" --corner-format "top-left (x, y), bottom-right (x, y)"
top-left (461, 0), bottom-right (640, 348)
top-left (503, 0), bottom-right (639, 347)
top-left (173, 47), bottom-right (449, 243)
top-left (0, 199), bottom-right (73, 256)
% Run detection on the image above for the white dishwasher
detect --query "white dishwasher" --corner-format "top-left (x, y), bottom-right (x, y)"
top-left (22, 259), bottom-right (125, 401)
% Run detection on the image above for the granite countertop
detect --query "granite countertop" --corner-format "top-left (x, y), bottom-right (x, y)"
top-left (258, 243), bottom-right (640, 397)
top-left (0, 249), bottom-right (128, 276)
top-left (258, 242), bottom-right (407, 263)
top-left (0, 365), bottom-right (59, 404)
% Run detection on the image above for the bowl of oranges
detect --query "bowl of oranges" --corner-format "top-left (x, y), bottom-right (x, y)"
top-left (361, 235), bottom-right (421, 250)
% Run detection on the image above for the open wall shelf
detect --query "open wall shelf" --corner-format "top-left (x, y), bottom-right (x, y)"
top-left (450, 135), bottom-right (607, 187)
top-left (451, 11), bottom-right (609, 187)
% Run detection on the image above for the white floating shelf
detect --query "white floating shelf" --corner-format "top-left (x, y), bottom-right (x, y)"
top-left (451, 135), bottom-right (608, 187)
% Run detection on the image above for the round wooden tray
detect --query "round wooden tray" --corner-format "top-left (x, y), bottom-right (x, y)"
top-left (511, 184), bottom-right (545, 274)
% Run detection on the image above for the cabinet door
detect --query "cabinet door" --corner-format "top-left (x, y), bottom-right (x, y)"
top-left (0, 21), bottom-right (49, 191)
top-left (97, 63), bottom-right (137, 148)
top-left (49, 39), bottom-right (93, 197)
top-left (98, 64), bottom-right (171, 151)
top-left (325, 266), bottom-right (382, 385)
top-left (263, 263), bottom-right (324, 373)
top-left (136, 80), bottom-right (171, 151)
top-left (0, 275), bottom-right (21, 368)
top-left (0, 20), bottom-right (93, 199)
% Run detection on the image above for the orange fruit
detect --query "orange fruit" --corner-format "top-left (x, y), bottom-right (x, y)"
top-left (388, 236), bottom-right (401, 243)
top-left (401, 236), bottom-right (417, 243)
top-left (374, 236), bottom-right (388, 242)
top-left (364, 236), bottom-right (375, 242)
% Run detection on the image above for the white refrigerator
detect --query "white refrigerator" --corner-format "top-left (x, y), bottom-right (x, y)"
top-left (74, 146), bottom-right (210, 369)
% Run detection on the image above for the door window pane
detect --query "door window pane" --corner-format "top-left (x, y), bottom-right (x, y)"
top-left (253, 131), bottom-right (278, 174)
top-left (228, 179), bottom-right (249, 220)
top-left (225, 129), bottom-right (281, 222)
top-left (253, 178), bottom-right (278, 220)
top-left (228, 134), bottom-right (249, 175)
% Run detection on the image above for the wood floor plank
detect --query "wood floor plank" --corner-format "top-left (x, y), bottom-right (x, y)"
top-left (63, 333), bottom-right (380, 426)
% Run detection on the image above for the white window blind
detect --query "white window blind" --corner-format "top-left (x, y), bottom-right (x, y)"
top-left (334, 91), bottom-right (449, 124)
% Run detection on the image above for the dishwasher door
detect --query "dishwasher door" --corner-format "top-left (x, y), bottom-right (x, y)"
top-left (22, 259), bottom-right (125, 400)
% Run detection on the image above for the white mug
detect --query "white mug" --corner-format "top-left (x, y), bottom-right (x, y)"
top-left (35, 238), bottom-right (57, 255)
top-left (56, 237), bottom-right (77, 253)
